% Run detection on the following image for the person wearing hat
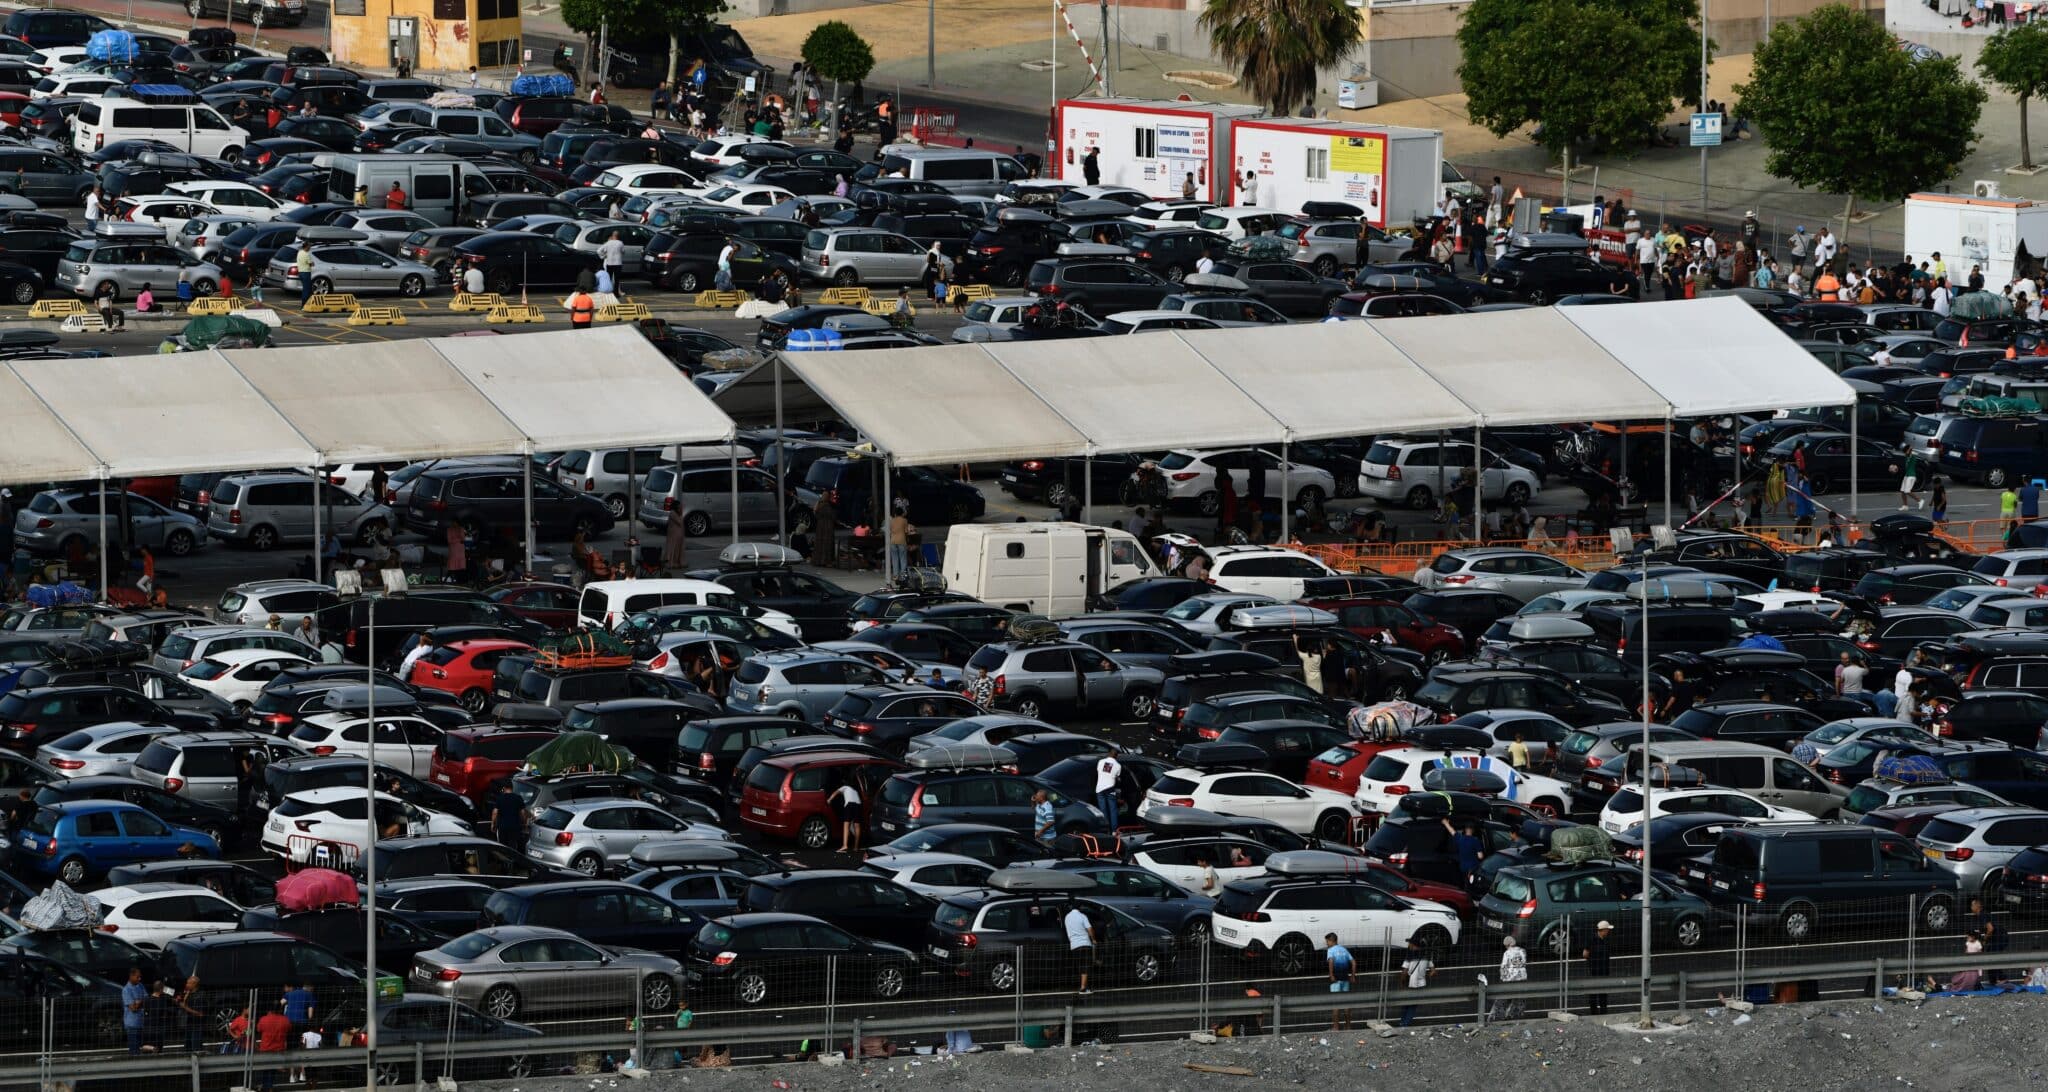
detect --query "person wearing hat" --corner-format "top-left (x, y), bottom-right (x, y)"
top-left (1582, 921), bottom-right (1613, 1015)
top-left (1740, 210), bottom-right (1761, 251)
top-left (1491, 935), bottom-right (1528, 1021)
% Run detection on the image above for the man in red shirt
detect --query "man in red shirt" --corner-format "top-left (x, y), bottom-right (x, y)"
top-left (256, 1003), bottom-right (293, 1091)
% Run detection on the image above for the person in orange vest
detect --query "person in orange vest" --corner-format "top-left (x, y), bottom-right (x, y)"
top-left (385, 182), bottom-right (408, 210)
top-left (567, 286), bottom-right (595, 329)
top-left (1813, 267), bottom-right (1841, 301)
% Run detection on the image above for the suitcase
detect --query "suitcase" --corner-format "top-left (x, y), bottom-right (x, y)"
top-left (1008, 614), bottom-right (1060, 644)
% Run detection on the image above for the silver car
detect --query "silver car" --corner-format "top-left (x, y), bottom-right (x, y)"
top-left (903, 713), bottom-right (1061, 756)
top-left (1160, 592), bottom-right (1279, 637)
top-left (859, 851), bottom-right (995, 897)
top-left (215, 579), bottom-right (338, 629)
top-left (1275, 217), bottom-right (1400, 276)
top-left (635, 465), bottom-right (784, 537)
top-left (723, 649), bottom-right (891, 721)
top-left (526, 799), bottom-right (727, 876)
top-left (13, 489), bottom-right (206, 558)
top-left (262, 243), bottom-right (436, 297)
top-left (175, 214), bottom-right (259, 262)
top-left (327, 209), bottom-right (441, 256)
top-left (1156, 293), bottom-right (1291, 327)
top-left (35, 722), bottom-right (178, 778)
top-left (960, 640), bottom-right (1165, 722)
top-left (1415, 547), bottom-right (1587, 602)
top-left (409, 925), bottom-right (682, 1021)
top-left (548, 220), bottom-right (652, 274)
top-left (553, 447), bottom-right (672, 521)
top-left (1916, 805), bottom-right (2048, 897)
top-left (54, 234), bottom-right (226, 299)
top-left (801, 226), bottom-right (929, 286)
top-left (151, 625), bottom-right (318, 676)
top-left (206, 472), bottom-right (396, 550)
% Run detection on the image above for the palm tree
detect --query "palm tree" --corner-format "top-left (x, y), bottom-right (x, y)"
top-left (1200, 0), bottom-right (1363, 116)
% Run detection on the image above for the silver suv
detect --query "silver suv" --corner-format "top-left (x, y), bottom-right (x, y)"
top-left (1914, 806), bottom-right (2048, 897)
top-left (55, 229), bottom-right (226, 299)
top-left (129, 729), bottom-right (306, 808)
top-left (636, 465), bottom-right (783, 537)
top-left (206, 472), bottom-right (395, 551)
top-left (961, 639), bottom-right (1164, 721)
top-left (215, 579), bottom-right (339, 629)
top-left (554, 447), bottom-right (671, 519)
top-left (801, 226), bottom-right (928, 286)
top-left (13, 489), bottom-right (206, 558)
top-left (525, 798), bottom-right (725, 876)
top-left (723, 649), bottom-right (892, 722)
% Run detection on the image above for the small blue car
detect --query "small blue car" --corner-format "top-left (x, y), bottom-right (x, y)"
top-left (15, 799), bottom-right (221, 886)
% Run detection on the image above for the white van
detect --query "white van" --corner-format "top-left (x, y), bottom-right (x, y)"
top-left (73, 94), bottom-right (248, 159)
top-left (319, 153), bottom-right (494, 227)
top-left (943, 522), bottom-right (1157, 616)
top-left (872, 148), bottom-right (1029, 198)
top-left (575, 578), bottom-right (801, 638)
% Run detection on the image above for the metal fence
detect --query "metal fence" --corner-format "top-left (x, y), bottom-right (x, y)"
top-left (10, 894), bottom-right (2041, 1087)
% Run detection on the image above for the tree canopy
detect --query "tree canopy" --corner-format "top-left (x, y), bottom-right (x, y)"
top-left (1978, 21), bottom-right (2048, 168)
top-left (1199, 0), bottom-right (1361, 117)
top-left (801, 20), bottom-right (876, 85)
top-left (1458, 0), bottom-right (1705, 161)
top-left (1739, 4), bottom-right (1985, 210)
top-left (560, 0), bottom-right (726, 39)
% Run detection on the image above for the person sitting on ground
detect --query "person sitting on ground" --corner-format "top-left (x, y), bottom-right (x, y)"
top-left (135, 283), bottom-right (154, 313)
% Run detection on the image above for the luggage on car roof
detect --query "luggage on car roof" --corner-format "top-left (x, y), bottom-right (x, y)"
top-left (1172, 741), bottom-right (1271, 771)
top-left (1008, 614), bottom-right (1060, 644)
top-left (1546, 824), bottom-right (1615, 865)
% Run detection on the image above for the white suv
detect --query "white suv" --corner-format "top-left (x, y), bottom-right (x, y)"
top-left (1597, 785), bottom-right (1812, 834)
top-left (1204, 546), bottom-right (1340, 601)
top-left (1155, 448), bottom-right (1338, 517)
top-left (1139, 768), bottom-right (1363, 839)
top-left (1360, 438), bottom-right (1541, 511)
top-left (1351, 746), bottom-right (1575, 817)
top-left (1210, 851), bottom-right (1460, 970)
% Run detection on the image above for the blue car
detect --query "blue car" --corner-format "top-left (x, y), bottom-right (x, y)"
top-left (15, 800), bottom-right (221, 886)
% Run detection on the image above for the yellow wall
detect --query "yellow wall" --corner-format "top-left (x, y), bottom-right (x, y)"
top-left (332, 0), bottom-right (523, 72)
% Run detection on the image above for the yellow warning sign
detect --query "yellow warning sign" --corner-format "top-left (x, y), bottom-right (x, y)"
top-left (1329, 134), bottom-right (1385, 176)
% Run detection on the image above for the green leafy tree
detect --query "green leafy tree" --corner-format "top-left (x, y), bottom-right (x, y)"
top-left (1459, 0), bottom-right (1705, 167)
top-left (560, 0), bottom-right (728, 85)
top-left (1199, 0), bottom-right (1361, 116)
top-left (1978, 21), bottom-right (2048, 169)
top-left (1739, 4), bottom-right (1985, 222)
top-left (802, 20), bottom-right (876, 114)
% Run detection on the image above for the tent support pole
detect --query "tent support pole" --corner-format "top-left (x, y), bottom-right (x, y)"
top-left (1280, 440), bottom-right (1290, 543)
top-left (882, 456), bottom-right (894, 582)
top-left (1621, 421), bottom-right (1629, 503)
top-left (730, 444), bottom-right (740, 548)
top-left (523, 452), bottom-right (535, 576)
top-left (1083, 456), bottom-right (1092, 525)
top-left (774, 358), bottom-right (787, 546)
top-left (1436, 430), bottom-right (1445, 514)
top-left (1473, 424), bottom-right (1483, 543)
top-left (312, 468), bottom-right (323, 586)
top-left (1850, 408), bottom-right (1859, 530)
top-left (628, 448), bottom-right (639, 550)
top-left (1663, 418), bottom-right (1673, 531)
top-left (97, 475), bottom-right (108, 602)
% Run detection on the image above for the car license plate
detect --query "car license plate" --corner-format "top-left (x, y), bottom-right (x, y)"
top-left (1000, 472), bottom-right (1017, 482)
top-left (2005, 893), bottom-right (2023, 904)
top-left (1924, 847), bottom-right (1943, 859)
top-left (435, 775), bottom-right (450, 783)
top-left (1712, 880), bottom-right (1729, 890)
top-left (1217, 926), bottom-right (1236, 939)
top-left (928, 946), bottom-right (949, 959)
top-left (16, 835), bottom-right (31, 849)
top-left (750, 806), bottom-right (767, 816)
top-left (1483, 917), bottom-right (1505, 932)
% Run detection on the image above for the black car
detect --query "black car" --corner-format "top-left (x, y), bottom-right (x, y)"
top-left (478, 881), bottom-right (705, 954)
top-left (557, 698), bottom-right (714, 772)
top-left (162, 931), bottom-right (365, 1033)
top-left (1204, 258), bottom-right (1345, 318)
top-left (0, 951), bottom-right (123, 1052)
top-left (724, 214), bottom-right (814, 259)
top-left (261, 753), bottom-right (475, 820)
top-left (753, 303), bottom-right (868, 351)
top-left (0, 926), bottom-right (155, 987)
top-left (0, 685), bottom-right (216, 753)
top-left (452, 230), bottom-right (599, 294)
top-left (683, 566), bottom-right (859, 641)
top-left (1123, 227), bottom-right (1229, 281)
top-left (33, 775), bottom-right (240, 848)
top-left (237, 905), bottom-right (443, 976)
top-left (0, 225), bottom-right (80, 284)
top-left (794, 456), bottom-right (985, 529)
top-left (736, 868), bottom-right (934, 949)
top-left (642, 232), bottom-right (795, 292)
top-left (1403, 588), bottom-right (1529, 648)
top-left (1203, 627), bottom-right (1423, 704)
top-left (367, 835), bottom-right (582, 889)
top-left (1484, 249), bottom-right (1637, 304)
top-left (926, 872), bottom-right (1176, 992)
top-left (1212, 720), bottom-right (1356, 781)
top-left (1668, 702), bottom-right (1827, 749)
top-left (672, 715), bottom-right (815, 785)
top-left (683, 912), bottom-right (916, 1007)
top-left (1414, 666), bottom-right (1631, 726)
top-left (370, 878), bottom-right (498, 938)
top-left (820, 682), bottom-right (981, 747)
top-left (1026, 256), bottom-right (1175, 313)
top-left (1090, 576), bottom-right (1214, 613)
top-left (1356, 261), bottom-right (1493, 307)
top-left (1853, 564), bottom-right (1989, 605)
top-left (1637, 531), bottom-right (1791, 588)
top-left (1361, 812), bottom-right (1518, 886)
top-left (955, 211), bottom-right (1067, 287)
top-left (401, 464), bottom-right (614, 541)
top-left (103, 858), bottom-right (275, 907)
top-left (1681, 823), bottom-right (1957, 940)
top-left (271, 113), bottom-right (359, 151)
top-left (996, 450), bottom-right (1152, 509)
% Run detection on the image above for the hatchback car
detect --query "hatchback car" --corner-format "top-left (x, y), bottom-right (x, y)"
top-left (16, 800), bottom-right (220, 885)
top-left (526, 798), bottom-right (726, 877)
top-left (12, 489), bottom-right (204, 558)
top-left (263, 242), bottom-right (435, 296)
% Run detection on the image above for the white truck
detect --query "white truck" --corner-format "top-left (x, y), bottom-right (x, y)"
top-left (943, 522), bottom-right (1158, 615)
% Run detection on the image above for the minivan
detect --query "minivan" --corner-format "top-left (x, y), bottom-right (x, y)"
top-left (72, 96), bottom-right (247, 159)
top-left (636, 465), bottom-right (784, 537)
top-left (870, 149), bottom-right (1027, 197)
top-left (1622, 739), bottom-right (1847, 818)
top-left (1685, 823), bottom-right (1957, 940)
top-left (129, 730), bottom-right (306, 807)
top-left (205, 472), bottom-right (394, 550)
top-left (1932, 414), bottom-right (2048, 488)
top-left (322, 153), bottom-right (493, 229)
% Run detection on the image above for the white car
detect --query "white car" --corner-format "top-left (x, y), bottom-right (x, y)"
top-left (1209, 854), bottom-right (1460, 966)
top-left (593, 164), bottom-right (700, 195)
top-left (1096, 310), bottom-right (1222, 335)
top-left (28, 47), bottom-right (89, 75)
top-left (166, 180), bottom-right (287, 221)
top-left (261, 787), bottom-right (470, 862)
top-left (949, 295), bottom-right (1040, 342)
top-left (31, 72), bottom-right (118, 99)
top-left (849, 851), bottom-right (994, 898)
top-left (1351, 747), bottom-right (1575, 817)
top-left (1193, 205), bottom-right (1287, 240)
top-left (1596, 784), bottom-right (1813, 835)
top-left (1360, 438), bottom-right (1541, 511)
top-left (34, 722), bottom-right (177, 779)
top-left (179, 648), bottom-right (313, 711)
top-left (1159, 592), bottom-right (1278, 637)
top-left (1126, 200), bottom-right (1212, 230)
top-left (287, 713), bottom-right (444, 777)
top-left (700, 183), bottom-right (794, 212)
top-left (1139, 768), bottom-right (1363, 839)
top-left (91, 883), bottom-right (244, 949)
top-left (1127, 837), bottom-right (1272, 895)
top-left (110, 194), bottom-right (222, 244)
top-left (1156, 447), bottom-right (1339, 516)
top-left (690, 136), bottom-right (792, 168)
top-left (1205, 546), bottom-right (1340, 601)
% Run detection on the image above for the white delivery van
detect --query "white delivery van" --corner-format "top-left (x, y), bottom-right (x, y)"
top-left (944, 522), bottom-right (1157, 615)
top-left (319, 153), bottom-right (496, 227)
top-left (73, 92), bottom-right (248, 159)
top-left (575, 578), bottom-right (801, 638)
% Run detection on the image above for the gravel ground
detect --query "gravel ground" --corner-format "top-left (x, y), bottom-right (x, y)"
top-left (482, 992), bottom-right (2048, 1092)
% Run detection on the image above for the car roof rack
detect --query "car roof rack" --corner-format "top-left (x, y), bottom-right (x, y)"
top-left (1163, 650), bottom-right (1279, 676)
top-left (490, 703), bottom-right (564, 728)
top-left (1140, 805), bottom-right (1239, 832)
top-left (125, 85), bottom-right (199, 104)
top-left (42, 637), bottom-right (148, 670)
top-left (717, 541), bottom-right (803, 569)
top-left (903, 742), bottom-right (1016, 771)
top-left (1405, 725), bottom-right (1494, 753)
top-left (1224, 604), bottom-right (1338, 632)
top-left (1419, 766), bottom-right (1508, 795)
top-left (1264, 850), bottom-right (1373, 877)
top-left (1171, 741), bottom-right (1271, 771)
top-left (319, 684), bottom-right (417, 712)
top-left (987, 868), bottom-right (1095, 894)
top-left (627, 842), bottom-right (745, 869)
top-left (1007, 614), bottom-right (1061, 645)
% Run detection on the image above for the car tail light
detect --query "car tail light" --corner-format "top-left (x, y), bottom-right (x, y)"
top-left (1933, 720), bottom-right (1953, 737)
top-left (1623, 847), bottom-right (1643, 862)
top-left (1751, 882), bottom-right (1767, 901)
top-left (1021, 460), bottom-right (1043, 471)
top-left (980, 245), bottom-right (1003, 254)
top-left (851, 721), bottom-right (874, 735)
top-left (1170, 472), bottom-right (1198, 481)
top-left (1826, 766), bottom-right (1843, 783)
top-left (435, 968), bottom-right (462, 981)
top-left (664, 496), bottom-right (675, 510)
top-left (1167, 797), bottom-right (1194, 807)
top-left (293, 820), bottom-right (316, 831)
top-left (95, 132), bottom-right (103, 149)
top-left (959, 932), bottom-right (978, 948)
top-left (1516, 898), bottom-right (1537, 918)
top-left (1441, 574), bottom-right (1473, 585)
top-left (697, 752), bottom-right (716, 771)
top-left (555, 831), bottom-right (574, 845)
top-left (1945, 847), bottom-right (1974, 861)
top-left (262, 713), bottom-right (291, 728)
top-left (711, 951), bottom-right (737, 966)
top-left (229, 507), bottom-right (242, 524)
top-left (1997, 578), bottom-right (2009, 586)
top-left (197, 490), bottom-right (211, 506)
top-left (778, 779), bottom-right (791, 803)
top-left (583, 477), bottom-right (595, 491)
top-left (49, 758), bottom-right (83, 770)
top-left (345, 628), bottom-right (358, 648)
top-left (1239, 911), bottom-right (1270, 922)
top-left (32, 518), bottom-right (50, 529)
top-left (1195, 726), bottom-right (1220, 740)
top-left (1386, 785), bottom-right (1410, 796)
top-left (649, 651), bottom-right (671, 671)
top-left (164, 778), bottom-right (183, 793)
top-left (1296, 236), bottom-right (1309, 248)
top-left (311, 745), bottom-right (336, 755)
top-left (1388, 852), bottom-right (1408, 868)
top-left (96, 922), bottom-right (114, 931)
top-left (993, 674), bottom-right (1007, 697)
top-left (1386, 465), bottom-right (1402, 480)
top-left (908, 791), bottom-right (923, 818)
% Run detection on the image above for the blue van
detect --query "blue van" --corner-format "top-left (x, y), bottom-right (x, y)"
top-left (1931, 415), bottom-right (2048, 487)
top-left (15, 800), bottom-right (220, 885)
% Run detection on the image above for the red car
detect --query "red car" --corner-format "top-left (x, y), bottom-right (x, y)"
top-left (735, 749), bottom-right (905, 848)
top-left (1306, 597), bottom-right (1466, 662)
top-left (407, 638), bottom-right (535, 713)
top-left (430, 727), bottom-right (557, 801)
top-left (1354, 857), bottom-right (1473, 918)
top-left (1304, 738), bottom-right (1414, 796)
top-left (0, 93), bottom-right (26, 129)
top-left (485, 582), bottom-right (581, 633)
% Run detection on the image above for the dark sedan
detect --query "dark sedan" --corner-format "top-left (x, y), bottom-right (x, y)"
top-left (1760, 431), bottom-right (1901, 494)
top-left (1204, 258), bottom-right (1346, 318)
top-left (452, 232), bottom-right (601, 295)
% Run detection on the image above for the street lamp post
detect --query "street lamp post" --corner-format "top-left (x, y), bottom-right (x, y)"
top-left (1637, 523), bottom-right (1674, 1028)
top-left (334, 568), bottom-right (406, 1090)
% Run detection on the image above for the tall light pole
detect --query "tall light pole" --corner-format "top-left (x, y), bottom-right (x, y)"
top-left (1698, 0), bottom-right (1709, 213)
top-left (335, 568), bottom-right (406, 1090)
top-left (927, 0), bottom-right (936, 89)
top-left (1636, 525), bottom-right (1672, 1029)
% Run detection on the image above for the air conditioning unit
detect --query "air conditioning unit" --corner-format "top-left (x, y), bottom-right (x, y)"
top-left (1974, 179), bottom-right (2002, 198)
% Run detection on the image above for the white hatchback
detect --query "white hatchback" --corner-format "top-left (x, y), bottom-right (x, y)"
top-left (261, 787), bottom-right (470, 862)
top-left (1138, 768), bottom-right (1363, 839)
top-left (1359, 438), bottom-right (1541, 511)
top-left (287, 713), bottom-right (444, 777)
top-left (1351, 747), bottom-right (1576, 817)
top-left (180, 648), bottom-right (312, 711)
top-left (92, 882), bottom-right (244, 949)
top-left (1596, 784), bottom-right (1814, 835)
top-left (1155, 447), bottom-right (1339, 517)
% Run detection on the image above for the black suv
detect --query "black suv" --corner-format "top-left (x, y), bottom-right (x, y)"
top-left (672, 716), bottom-right (812, 785)
top-left (0, 685), bottom-right (217, 752)
top-left (793, 457), bottom-right (985, 529)
top-left (497, 661), bottom-right (687, 708)
top-left (559, 698), bottom-right (714, 771)
top-left (1484, 248), bottom-right (1637, 304)
top-left (1126, 228), bottom-right (1228, 281)
top-left (1204, 627), bottom-right (1424, 704)
top-left (924, 872), bottom-right (1176, 992)
top-left (1414, 667), bottom-right (1630, 726)
top-left (1668, 702), bottom-right (1826, 749)
top-left (736, 868), bottom-right (935, 949)
top-left (402, 465), bottom-right (614, 542)
top-left (1361, 812), bottom-right (1517, 886)
top-left (1179, 691), bottom-right (1349, 744)
top-left (479, 881), bottom-right (704, 954)
top-left (819, 683), bottom-right (983, 748)
top-left (237, 905), bottom-right (442, 975)
top-left (641, 231), bottom-right (793, 292)
top-left (956, 211), bottom-right (1069, 287)
top-left (1026, 256), bottom-right (1175, 313)
top-left (869, 765), bottom-right (1104, 842)
top-left (1682, 823), bottom-right (1959, 940)
top-left (1932, 689), bottom-right (2048, 747)
top-left (367, 836), bottom-right (580, 889)
top-left (262, 754), bottom-right (474, 819)
top-left (0, 951), bottom-right (122, 1052)
top-left (1154, 652), bottom-right (1322, 738)
top-left (682, 567), bottom-right (860, 641)
top-left (683, 912), bottom-right (916, 1008)
top-left (162, 931), bottom-right (365, 1034)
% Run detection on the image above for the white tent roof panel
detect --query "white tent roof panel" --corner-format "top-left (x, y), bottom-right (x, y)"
top-left (782, 344), bottom-right (1090, 465)
top-left (1556, 296), bottom-right (1860, 415)
top-left (1369, 308), bottom-right (1670, 425)
top-left (11, 353), bottom-right (317, 479)
top-left (1182, 322), bottom-right (1477, 440)
top-left (984, 337), bottom-right (1285, 455)
top-left (219, 341), bottom-right (523, 464)
top-left (432, 327), bottom-right (735, 451)
top-left (0, 368), bottom-right (102, 484)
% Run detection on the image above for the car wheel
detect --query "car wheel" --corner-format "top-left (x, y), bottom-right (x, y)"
top-left (1196, 490), bottom-right (1221, 517)
top-left (1779, 900), bottom-right (1817, 941)
top-left (1181, 918), bottom-right (1210, 947)
top-left (873, 963), bottom-right (907, 999)
top-left (1805, 474), bottom-right (1830, 495)
top-left (193, 278), bottom-right (217, 296)
top-left (798, 814), bottom-right (831, 850)
top-left (517, 149), bottom-right (537, 165)
top-left (1163, 263), bottom-right (1186, 282)
top-left (1424, 648), bottom-right (1450, 666)
top-left (1294, 485), bottom-right (1325, 510)
top-left (247, 524), bottom-right (279, 551)
top-left (488, 270), bottom-right (515, 295)
top-left (602, 493), bottom-right (629, 519)
top-left (790, 505), bottom-right (816, 533)
top-left (1404, 485), bottom-right (1434, 511)
top-left (675, 270), bottom-right (702, 292)
top-left (399, 274), bottom-right (426, 297)
top-left (1539, 922), bottom-right (1570, 958)
top-left (355, 519), bottom-right (387, 547)
top-left (1504, 481), bottom-right (1531, 506)
top-left (1313, 810), bottom-right (1350, 841)
top-left (504, 1056), bottom-right (535, 1079)
top-left (736, 971), bottom-right (770, 1005)
top-left (569, 851), bottom-right (604, 876)
top-left (986, 957), bottom-right (1017, 992)
top-left (1381, 682), bottom-right (1411, 701)
top-left (1988, 466), bottom-right (2011, 489)
top-left (232, 700), bottom-right (251, 716)
top-left (1131, 951), bottom-right (1163, 983)
top-left (198, 823), bottom-right (228, 849)
top-left (1271, 935), bottom-right (1314, 975)
top-left (433, 260), bottom-right (453, 281)
top-left (1125, 689), bottom-right (1155, 720)
top-left (57, 857), bottom-right (85, 886)
top-left (780, 708), bottom-right (807, 721)
top-left (163, 529), bottom-right (196, 557)
top-left (1529, 798), bottom-right (1564, 818)
top-left (1012, 693), bottom-right (1046, 720)
top-left (642, 974), bottom-right (676, 1012)
top-left (1527, 289), bottom-right (1549, 306)
top-left (1335, 476), bottom-right (1359, 499)
top-left (1919, 893), bottom-right (1954, 933)
top-left (995, 264), bottom-right (1024, 289)
top-left (186, 0), bottom-right (203, 15)
top-left (374, 1062), bottom-right (406, 1086)
top-left (1672, 914), bottom-right (1705, 949)
top-left (480, 985), bottom-right (519, 1020)
top-left (1045, 482), bottom-right (1073, 510)
top-left (459, 688), bottom-right (489, 713)
top-left (1413, 924), bottom-right (1452, 951)
top-left (832, 266), bottom-right (860, 286)
top-left (683, 511), bottom-right (712, 537)
top-left (10, 279), bottom-right (35, 305)
top-left (309, 276), bottom-right (332, 295)
top-left (949, 501), bottom-right (975, 524)
top-left (1312, 255), bottom-right (1338, 277)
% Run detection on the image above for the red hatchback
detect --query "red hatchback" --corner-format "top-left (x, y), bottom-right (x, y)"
top-left (429, 727), bottom-right (557, 801)
top-left (1304, 738), bottom-right (1414, 796)
top-left (735, 749), bottom-right (906, 849)
top-left (1307, 597), bottom-right (1466, 662)
top-left (407, 638), bottom-right (535, 713)
top-left (485, 582), bottom-right (581, 632)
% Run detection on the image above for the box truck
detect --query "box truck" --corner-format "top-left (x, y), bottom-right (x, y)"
top-left (1902, 191), bottom-right (2048, 291)
top-left (944, 522), bottom-right (1158, 616)
top-left (1053, 98), bottom-right (1266, 202)
top-left (1227, 118), bottom-right (1445, 229)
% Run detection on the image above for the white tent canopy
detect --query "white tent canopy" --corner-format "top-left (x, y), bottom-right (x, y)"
top-left (1369, 307), bottom-right (1671, 427)
top-left (786, 343), bottom-right (1091, 466)
top-left (0, 327), bottom-right (734, 485)
top-left (1557, 296), bottom-right (1860, 416)
top-left (1178, 321), bottom-right (1477, 440)
top-left (984, 337), bottom-right (1287, 454)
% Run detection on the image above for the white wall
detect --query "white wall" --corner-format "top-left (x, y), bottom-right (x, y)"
top-left (1056, 102), bottom-right (1223, 200)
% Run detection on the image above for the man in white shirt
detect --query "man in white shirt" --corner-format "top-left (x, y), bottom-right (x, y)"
top-left (715, 240), bottom-right (737, 290)
top-left (1063, 905), bottom-right (1095, 995)
top-left (1635, 233), bottom-right (1659, 289)
top-left (1813, 227), bottom-right (1838, 273)
top-left (1241, 172), bottom-right (1257, 206)
top-left (397, 635), bottom-right (436, 683)
top-left (1195, 250), bottom-right (1215, 276)
top-left (2016, 272), bottom-right (2038, 301)
top-left (1093, 754), bottom-right (1122, 832)
top-left (596, 231), bottom-right (627, 296)
top-left (1931, 283), bottom-right (1952, 316)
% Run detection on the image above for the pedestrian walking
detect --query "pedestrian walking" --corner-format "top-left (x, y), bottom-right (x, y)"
top-left (255, 1002), bottom-right (291, 1092)
top-left (1094, 751), bottom-right (1122, 832)
top-left (663, 503), bottom-right (687, 570)
top-left (1064, 902), bottom-right (1095, 995)
top-left (2001, 481), bottom-right (2021, 535)
top-left (1397, 937), bottom-right (1434, 1026)
top-left (1032, 788), bottom-right (1056, 845)
top-left (1325, 933), bottom-right (1354, 1029)
top-left (1582, 921), bottom-right (1613, 1014)
top-left (488, 778), bottom-right (525, 848)
top-left (1931, 478), bottom-right (1949, 525)
top-left (1898, 449), bottom-right (1925, 509)
top-left (2022, 477), bottom-right (2042, 523)
top-left (85, 184), bottom-right (103, 229)
top-left (1490, 935), bottom-right (1528, 1021)
top-left (597, 231), bottom-right (626, 296)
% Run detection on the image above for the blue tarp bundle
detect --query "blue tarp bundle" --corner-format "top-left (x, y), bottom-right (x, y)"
top-left (86, 29), bottom-right (137, 62)
top-left (1875, 754), bottom-right (1946, 785)
top-left (508, 73), bottom-right (574, 97)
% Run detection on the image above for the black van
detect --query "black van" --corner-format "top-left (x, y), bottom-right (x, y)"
top-left (1932, 414), bottom-right (2048, 487)
top-left (1578, 604), bottom-right (1745, 654)
top-left (1684, 824), bottom-right (1958, 940)
top-left (1782, 547), bottom-right (1887, 595)
top-left (311, 590), bottom-right (505, 666)
top-left (559, 698), bottom-right (707, 770)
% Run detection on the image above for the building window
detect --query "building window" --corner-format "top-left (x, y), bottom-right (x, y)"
top-left (1305, 146), bottom-right (1328, 181)
top-left (333, 0), bottom-right (365, 14)
top-left (1133, 127), bottom-right (1156, 159)
top-left (479, 0), bottom-right (519, 18)
top-left (478, 38), bottom-right (522, 66)
top-left (433, 0), bottom-right (464, 19)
